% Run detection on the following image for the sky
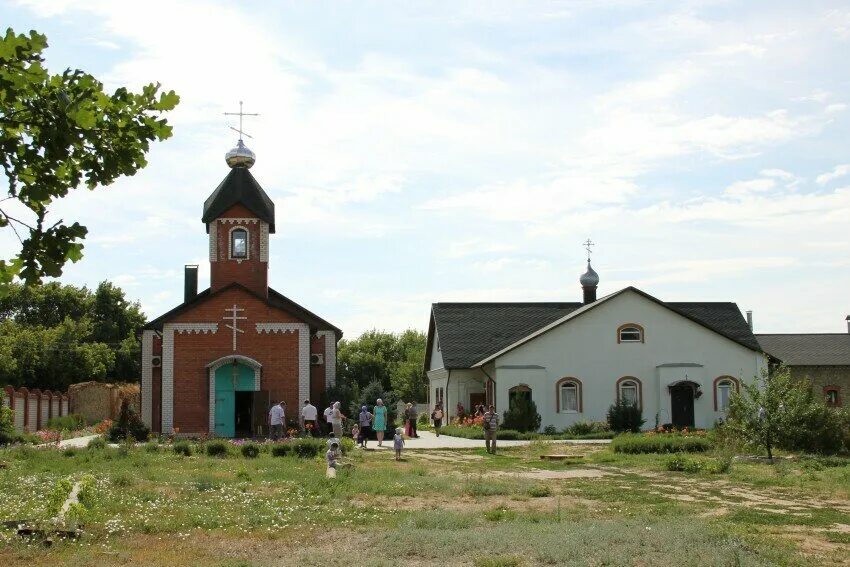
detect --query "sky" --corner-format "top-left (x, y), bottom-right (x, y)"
top-left (2, 0), bottom-right (850, 337)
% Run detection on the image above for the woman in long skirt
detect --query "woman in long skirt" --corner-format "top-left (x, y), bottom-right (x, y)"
top-left (374, 399), bottom-right (387, 446)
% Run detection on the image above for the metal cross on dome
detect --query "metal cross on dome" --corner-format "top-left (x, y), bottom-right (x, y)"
top-left (583, 238), bottom-right (595, 262)
top-left (223, 304), bottom-right (247, 351)
top-left (224, 101), bottom-right (259, 141)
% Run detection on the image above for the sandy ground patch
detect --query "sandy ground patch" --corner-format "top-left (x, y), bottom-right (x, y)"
top-left (494, 468), bottom-right (608, 480)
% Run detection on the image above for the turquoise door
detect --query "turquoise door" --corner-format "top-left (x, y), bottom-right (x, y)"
top-left (214, 363), bottom-right (255, 437)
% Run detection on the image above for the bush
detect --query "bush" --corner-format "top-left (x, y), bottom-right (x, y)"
top-left (612, 433), bottom-right (711, 454)
top-left (87, 436), bottom-right (107, 450)
top-left (292, 438), bottom-right (323, 458)
top-left (108, 399), bottom-right (150, 442)
top-left (144, 441), bottom-right (159, 453)
top-left (565, 420), bottom-right (610, 436)
top-left (240, 442), bottom-right (260, 458)
top-left (607, 400), bottom-right (645, 433)
top-left (0, 390), bottom-right (14, 445)
top-left (173, 441), bottom-right (192, 456)
top-left (271, 443), bottom-right (292, 457)
top-left (45, 414), bottom-right (85, 431)
top-left (349, 380), bottom-right (399, 437)
top-left (542, 425), bottom-right (557, 435)
top-left (205, 440), bottom-right (229, 457)
top-left (501, 396), bottom-right (542, 433)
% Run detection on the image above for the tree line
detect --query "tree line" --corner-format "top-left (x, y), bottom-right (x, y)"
top-left (0, 282), bottom-right (144, 391)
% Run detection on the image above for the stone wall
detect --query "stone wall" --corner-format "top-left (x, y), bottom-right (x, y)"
top-left (788, 366), bottom-right (850, 406)
top-left (68, 381), bottom-right (140, 425)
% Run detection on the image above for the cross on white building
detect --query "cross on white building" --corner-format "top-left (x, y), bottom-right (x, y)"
top-left (223, 304), bottom-right (247, 351)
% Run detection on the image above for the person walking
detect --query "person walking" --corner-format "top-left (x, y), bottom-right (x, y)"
top-left (269, 400), bottom-right (285, 441)
top-left (482, 404), bottom-right (499, 454)
top-left (431, 403), bottom-right (444, 437)
top-left (358, 405), bottom-right (373, 448)
top-left (302, 399), bottom-right (318, 436)
top-left (403, 403), bottom-right (413, 437)
top-left (331, 401), bottom-right (345, 439)
top-left (373, 398), bottom-right (387, 447)
top-left (323, 403), bottom-right (334, 436)
top-left (408, 403), bottom-right (419, 438)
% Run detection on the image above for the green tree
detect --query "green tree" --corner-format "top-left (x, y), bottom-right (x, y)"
top-left (336, 329), bottom-right (427, 402)
top-left (0, 281), bottom-right (142, 389)
top-left (727, 366), bottom-right (845, 457)
top-left (0, 28), bottom-right (178, 286)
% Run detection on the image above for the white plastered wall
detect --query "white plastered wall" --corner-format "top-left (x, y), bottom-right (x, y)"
top-left (493, 290), bottom-right (767, 430)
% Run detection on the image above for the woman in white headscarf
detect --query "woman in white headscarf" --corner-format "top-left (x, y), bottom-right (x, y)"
top-left (332, 401), bottom-right (345, 438)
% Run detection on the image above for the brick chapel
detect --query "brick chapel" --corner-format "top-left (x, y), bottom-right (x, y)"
top-left (140, 138), bottom-right (341, 437)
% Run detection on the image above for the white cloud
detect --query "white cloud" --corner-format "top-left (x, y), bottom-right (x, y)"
top-left (816, 164), bottom-right (850, 185)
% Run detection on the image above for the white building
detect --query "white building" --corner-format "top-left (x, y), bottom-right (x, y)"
top-left (426, 261), bottom-right (767, 431)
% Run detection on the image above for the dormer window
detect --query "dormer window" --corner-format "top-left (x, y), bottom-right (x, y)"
top-left (231, 228), bottom-right (248, 259)
top-left (617, 323), bottom-right (644, 343)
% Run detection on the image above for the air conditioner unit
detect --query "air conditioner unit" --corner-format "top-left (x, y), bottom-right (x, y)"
top-left (151, 356), bottom-right (162, 368)
top-left (310, 353), bottom-right (324, 365)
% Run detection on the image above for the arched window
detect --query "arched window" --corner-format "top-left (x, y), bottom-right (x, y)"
top-left (616, 376), bottom-right (642, 409)
top-left (617, 323), bottom-right (644, 343)
top-left (556, 378), bottom-right (582, 413)
top-left (824, 386), bottom-right (841, 407)
top-left (713, 376), bottom-right (740, 411)
top-left (508, 384), bottom-right (532, 407)
top-left (230, 228), bottom-right (248, 259)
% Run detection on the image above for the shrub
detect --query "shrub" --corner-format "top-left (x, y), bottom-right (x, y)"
top-left (607, 400), bottom-right (645, 433)
top-left (292, 438), bottom-right (323, 458)
top-left (0, 390), bottom-right (14, 445)
top-left (205, 440), bottom-right (229, 457)
top-left (240, 442), bottom-right (260, 458)
top-left (501, 396), bottom-right (542, 433)
top-left (108, 399), bottom-right (150, 442)
top-left (339, 436), bottom-right (355, 454)
top-left (45, 414), bottom-right (85, 431)
top-left (542, 425), bottom-right (557, 435)
top-left (144, 441), bottom-right (159, 453)
top-left (271, 443), bottom-right (292, 457)
top-left (87, 436), bottom-right (107, 450)
top-left (612, 433), bottom-right (711, 454)
top-left (173, 441), bottom-right (192, 456)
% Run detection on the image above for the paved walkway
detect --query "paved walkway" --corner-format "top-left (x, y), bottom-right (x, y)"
top-left (361, 430), bottom-right (610, 450)
top-left (56, 434), bottom-right (100, 448)
top-left (45, 432), bottom-right (610, 451)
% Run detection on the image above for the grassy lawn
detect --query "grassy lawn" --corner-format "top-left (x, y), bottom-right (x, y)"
top-left (1, 441), bottom-right (848, 566)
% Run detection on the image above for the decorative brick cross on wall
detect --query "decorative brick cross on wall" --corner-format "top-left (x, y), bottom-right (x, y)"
top-left (223, 304), bottom-right (246, 351)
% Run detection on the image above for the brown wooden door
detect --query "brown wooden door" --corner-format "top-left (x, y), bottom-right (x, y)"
top-left (252, 390), bottom-right (270, 437)
top-left (469, 393), bottom-right (486, 412)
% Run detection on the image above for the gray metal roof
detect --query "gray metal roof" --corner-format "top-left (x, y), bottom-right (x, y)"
top-left (428, 288), bottom-right (761, 369)
top-left (755, 334), bottom-right (850, 366)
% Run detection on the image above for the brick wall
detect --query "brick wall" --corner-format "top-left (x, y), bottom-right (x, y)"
top-left (160, 286), bottom-right (306, 435)
top-left (210, 203), bottom-right (268, 297)
top-left (2, 385), bottom-right (71, 432)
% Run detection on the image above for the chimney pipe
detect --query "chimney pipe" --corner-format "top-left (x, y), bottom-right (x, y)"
top-left (846, 315), bottom-right (849, 334)
top-left (184, 265), bottom-right (198, 303)
top-left (746, 310), bottom-right (753, 331)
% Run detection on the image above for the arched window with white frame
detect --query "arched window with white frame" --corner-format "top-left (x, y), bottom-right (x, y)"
top-left (556, 378), bottom-right (582, 413)
top-left (617, 323), bottom-right (644, 343)
top-left (230, 227), bottom-right (248, 259)
top-left (616, 376), bottom-right (642, 409)
top-left (713, 376), bottom-right (739, 411)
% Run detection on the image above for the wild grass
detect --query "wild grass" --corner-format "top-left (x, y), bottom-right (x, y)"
top-left (0, 442), bottom-right (847, 566)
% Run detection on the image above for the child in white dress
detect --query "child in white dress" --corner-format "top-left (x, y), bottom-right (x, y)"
top-left (393, 427), bottom-right (404, 461)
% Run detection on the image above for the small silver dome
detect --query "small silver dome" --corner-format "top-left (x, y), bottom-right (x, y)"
top-left (225, 139), bottom-right (256, 169)
top-left (580, 261), bottom-right (599, 287)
